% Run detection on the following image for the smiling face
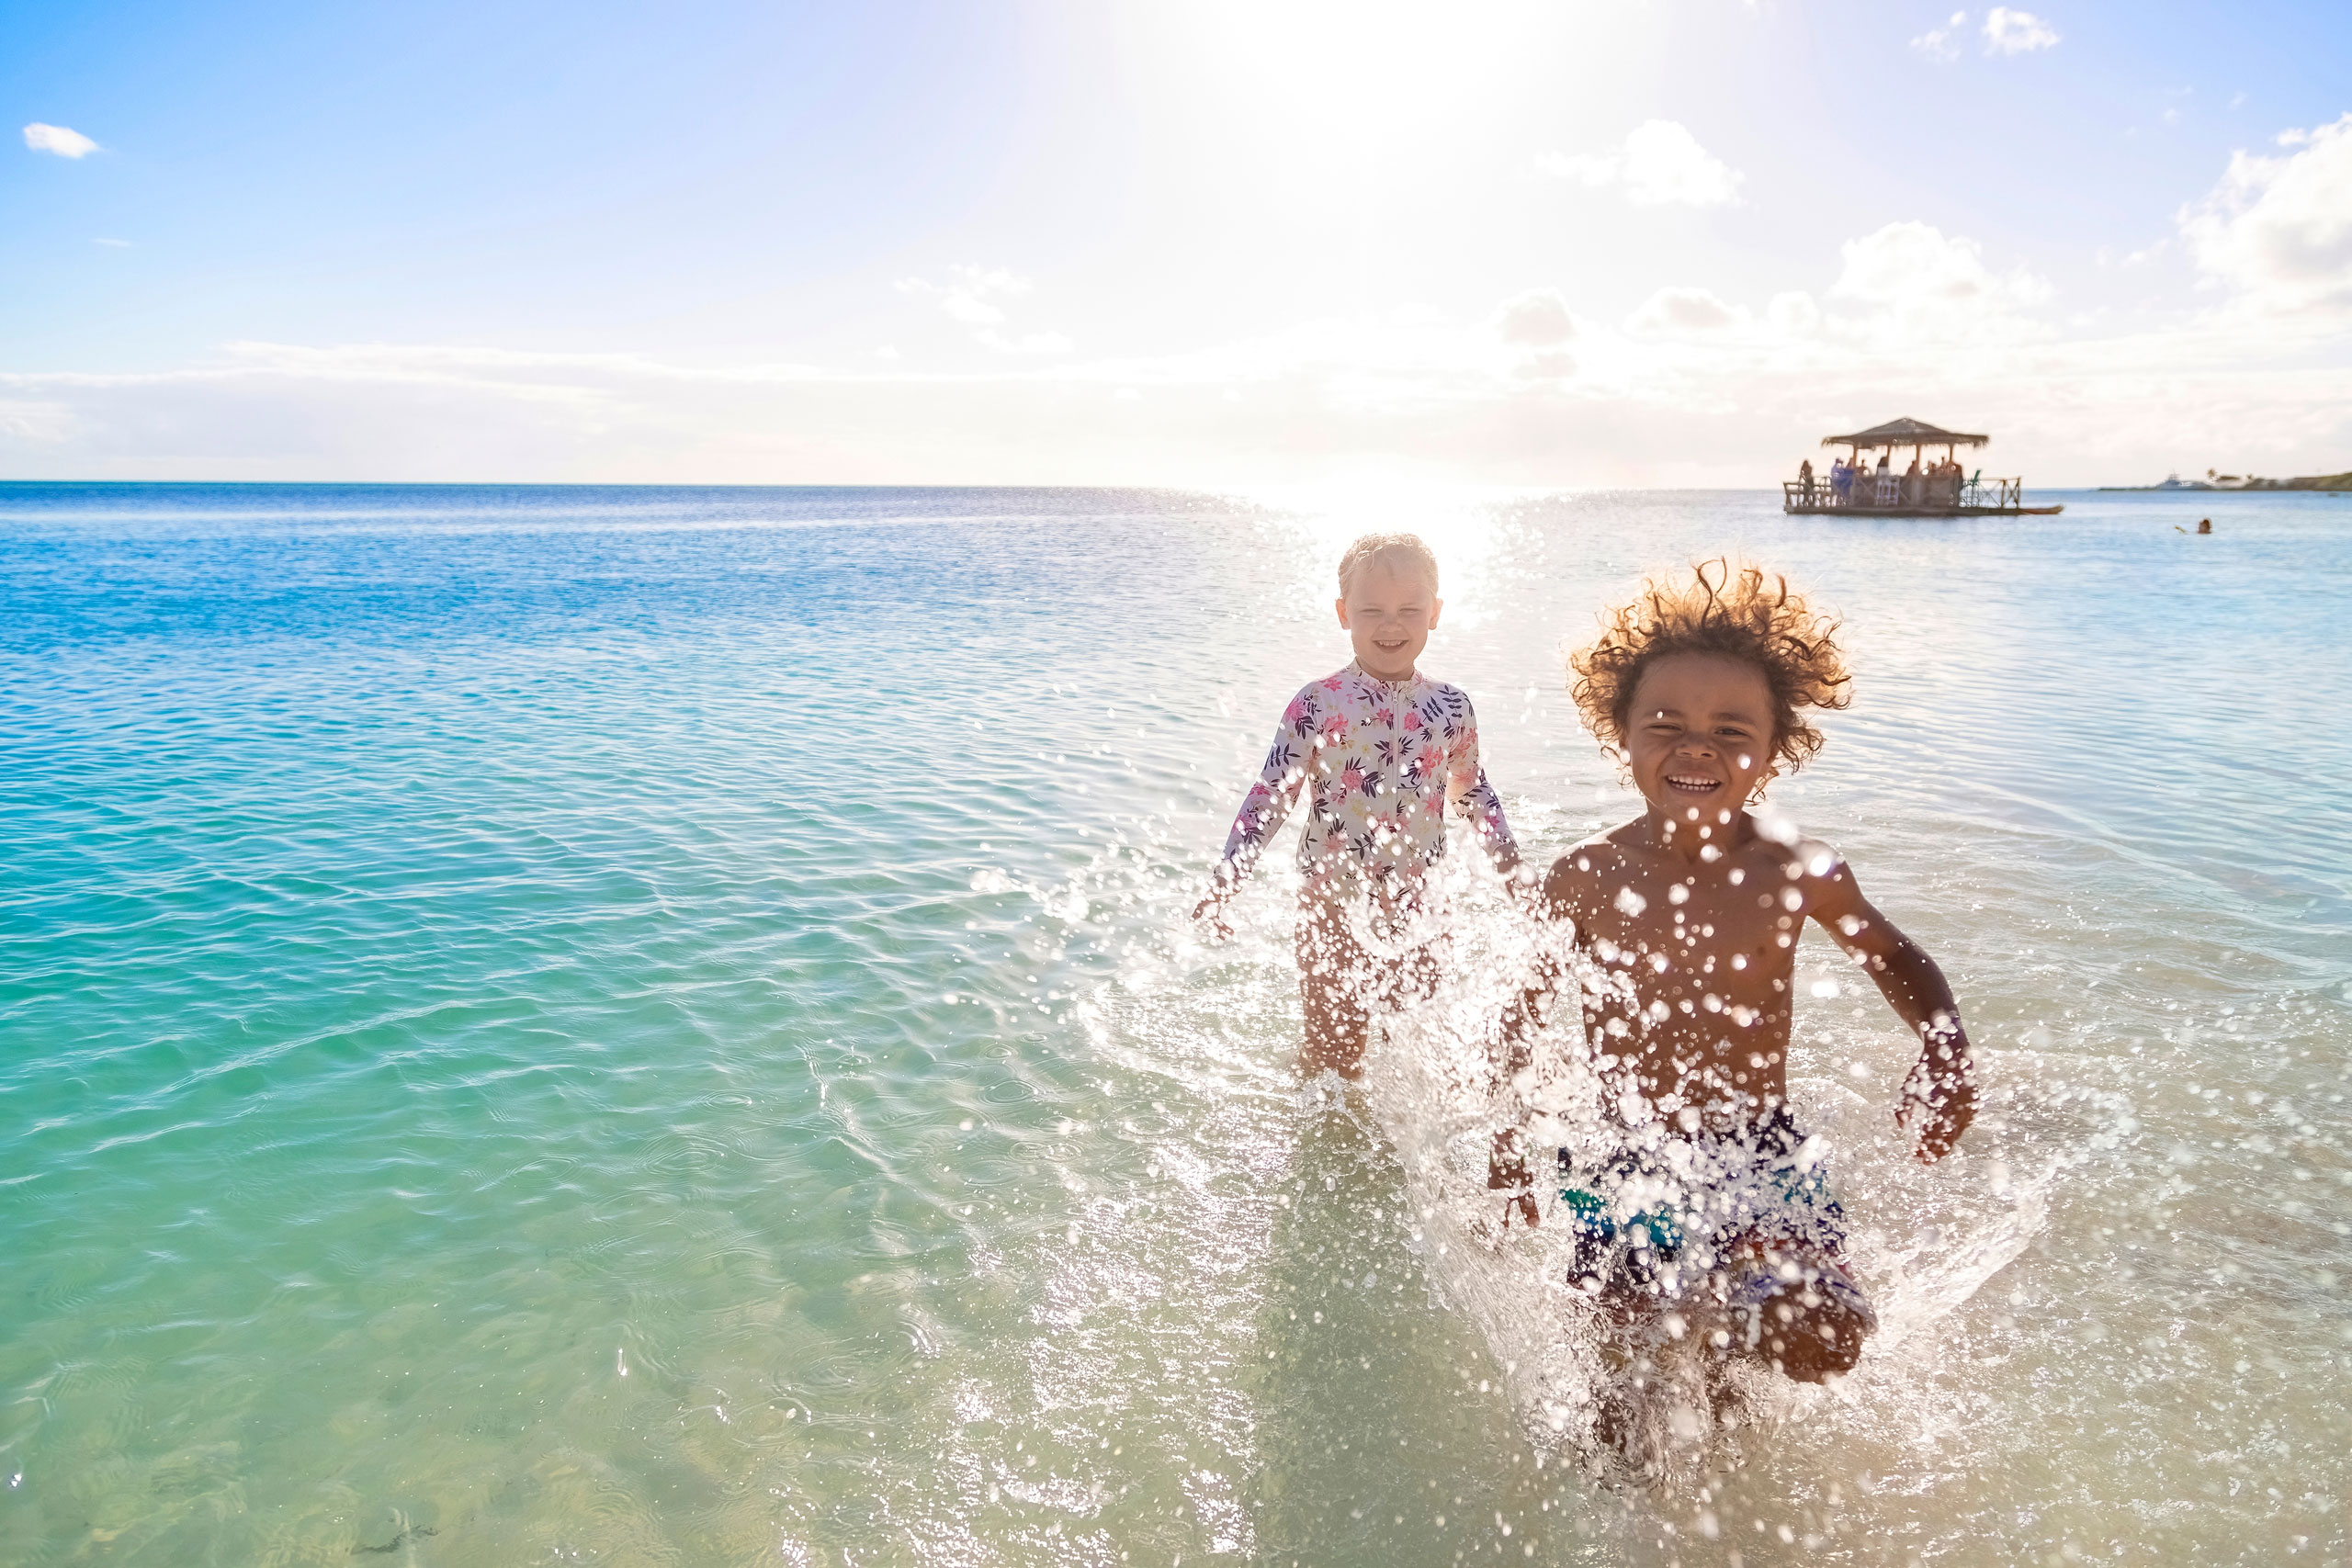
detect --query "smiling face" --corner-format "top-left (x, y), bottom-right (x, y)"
top-left (1622, 651), bottom-right (1778, 828)
top-left (1335, 561), bottom-right (1442, 682)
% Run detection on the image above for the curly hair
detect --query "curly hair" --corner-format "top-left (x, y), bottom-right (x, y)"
top-left (1568, 558), bottom-right (1852, 772)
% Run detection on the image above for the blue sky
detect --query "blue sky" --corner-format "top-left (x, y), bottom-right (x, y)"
top-left (6, 0), bottom-right (2350, 483)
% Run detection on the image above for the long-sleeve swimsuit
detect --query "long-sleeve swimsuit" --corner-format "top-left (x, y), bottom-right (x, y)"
top-left (1215, 663), bottom-right (1517, 928)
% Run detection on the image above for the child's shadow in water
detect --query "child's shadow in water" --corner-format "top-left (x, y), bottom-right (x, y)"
top-left (1250, 1099), bottom-right (1616, 1563)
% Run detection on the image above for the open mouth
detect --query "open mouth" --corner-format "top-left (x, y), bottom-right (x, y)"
top-left (1664, 773), bottom-right (1721, 795)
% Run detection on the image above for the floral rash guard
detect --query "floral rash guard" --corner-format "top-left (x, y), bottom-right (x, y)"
top-left (1215, 662), bottom-right (1517, 906)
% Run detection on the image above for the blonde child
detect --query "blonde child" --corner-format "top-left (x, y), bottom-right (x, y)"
top-left (1196, 534), bottom-right (1521, 1076)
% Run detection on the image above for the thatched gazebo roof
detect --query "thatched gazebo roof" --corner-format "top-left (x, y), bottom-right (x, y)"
top-left (1821, 417), bottom-right (1988, 449)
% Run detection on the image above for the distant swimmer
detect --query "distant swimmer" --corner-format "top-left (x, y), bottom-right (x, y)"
top-left (1195, 533), bottom-right (1525, 1078)
top-left (1486, 559), bottom-right (1974, 1397)
top-left (2199, 518), bottom-right (2213, 534)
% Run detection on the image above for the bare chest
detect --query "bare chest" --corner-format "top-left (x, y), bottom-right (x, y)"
top-left (1573, 867), bottom-right (1805, 1048)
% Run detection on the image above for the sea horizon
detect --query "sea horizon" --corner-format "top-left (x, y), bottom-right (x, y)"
top-left (6, 478), bottom-right (2337, 493)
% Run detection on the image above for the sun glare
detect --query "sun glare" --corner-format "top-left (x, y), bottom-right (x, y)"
top-left (1119, 0), bottom-right (1604, 152)
top-left (1244, 477), bottom-right (1510, 623)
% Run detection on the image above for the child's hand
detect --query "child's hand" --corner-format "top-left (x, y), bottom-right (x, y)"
top-left (1897, 1040), bottom-right (1975, 1163)
top-left (1191, 892), bottom-right (1234, 942)
top-left (1488, 1127), bottom-right (1540, 1228)
top-left (1900, 1078), bottom-right (1974, 1163)
top-left (1501, 857), bottom-right (1546, 914)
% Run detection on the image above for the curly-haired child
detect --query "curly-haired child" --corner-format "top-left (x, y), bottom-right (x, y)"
top-left (1196, 533), bottom-right (1521, 1077)
top-left (1487, 558), bottom-right (1974, 1388)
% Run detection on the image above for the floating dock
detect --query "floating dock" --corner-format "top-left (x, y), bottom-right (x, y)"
top-left (1785, 416), bottom-right (2062, 517)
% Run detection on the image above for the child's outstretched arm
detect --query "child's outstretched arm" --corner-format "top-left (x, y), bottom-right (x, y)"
top-left (1804, 859), bottom-right (1975, 1163)
top-left (1193, 695), bottom-right (1315, 939)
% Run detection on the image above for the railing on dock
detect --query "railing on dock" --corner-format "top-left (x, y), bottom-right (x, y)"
top-left (1783, 475), bottom-right (2026, 512)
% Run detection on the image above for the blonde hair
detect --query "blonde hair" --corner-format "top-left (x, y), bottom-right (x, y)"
top-left (1569, 558), bottom-right (1852, 772)
top-left (1337, 533), bottom-right (1440, 597)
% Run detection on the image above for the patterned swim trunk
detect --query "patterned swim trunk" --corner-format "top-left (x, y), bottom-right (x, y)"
top-left (1552, 1107), bottom-right (1863, 1314)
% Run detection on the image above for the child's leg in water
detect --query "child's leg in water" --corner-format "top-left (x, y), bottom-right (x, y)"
top-left (1295, 908), bottom-right (1370, 1077)
top-left (1294, 901), bottom-right (1442, 1078)
top-left (1581, 1256), bottom-right (1864, 1469)
top-left (1704, 1233), bottom-right (1875, 1383)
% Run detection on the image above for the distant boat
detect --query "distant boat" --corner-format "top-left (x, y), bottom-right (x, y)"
top-left (1784, 417), bottom-right (2063, 517)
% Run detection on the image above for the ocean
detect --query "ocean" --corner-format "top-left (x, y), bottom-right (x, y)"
top-left (1, 482), bottom-right (2346, 1565)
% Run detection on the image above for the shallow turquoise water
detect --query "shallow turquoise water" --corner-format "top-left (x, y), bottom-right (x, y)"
top-left (2, 483), bottom-right (2346, 1565)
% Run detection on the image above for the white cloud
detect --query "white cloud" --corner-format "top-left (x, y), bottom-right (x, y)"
top-left (1766, 292), bottom-right (1823, 333)
top-left (6, 203), bottom-right (2350, 490)
top-left (1513, 349), bottom-right (1577, 382)
top-left (1983, 7), bottom-right (2060, 54)
top-left (979, 328), bottom-right (1076, 355)
top-left (2180, 113), bottom-right (2352, 316)
top-left (1540, 120), bottom-right (1743, 208)
top-left (23, 122), bottom-right (99, 158)
top-left (1828, 220), bottom-right (2052, 338)
top-left (4, 296), bottom-right (2348, 490)
top-left (1911, 12), bottom-right (1967, 60)
top-left (1628, 287), bottom-right (1739, 334)
top-left (896, 265), bottom-right (1071, 354)
top-left (0, 398), bottom-right (75, 444)
top-left (897, 265), bottom-right (1024, 326)
top-left (1493, 288), bottom-right (1576, 346)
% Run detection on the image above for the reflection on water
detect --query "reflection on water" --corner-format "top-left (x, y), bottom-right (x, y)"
top-left (0, 483), bottom-right (2346, 1564)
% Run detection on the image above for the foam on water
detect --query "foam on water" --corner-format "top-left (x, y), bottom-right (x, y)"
top-left (1, 483), bottom-right (2346, 1564)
